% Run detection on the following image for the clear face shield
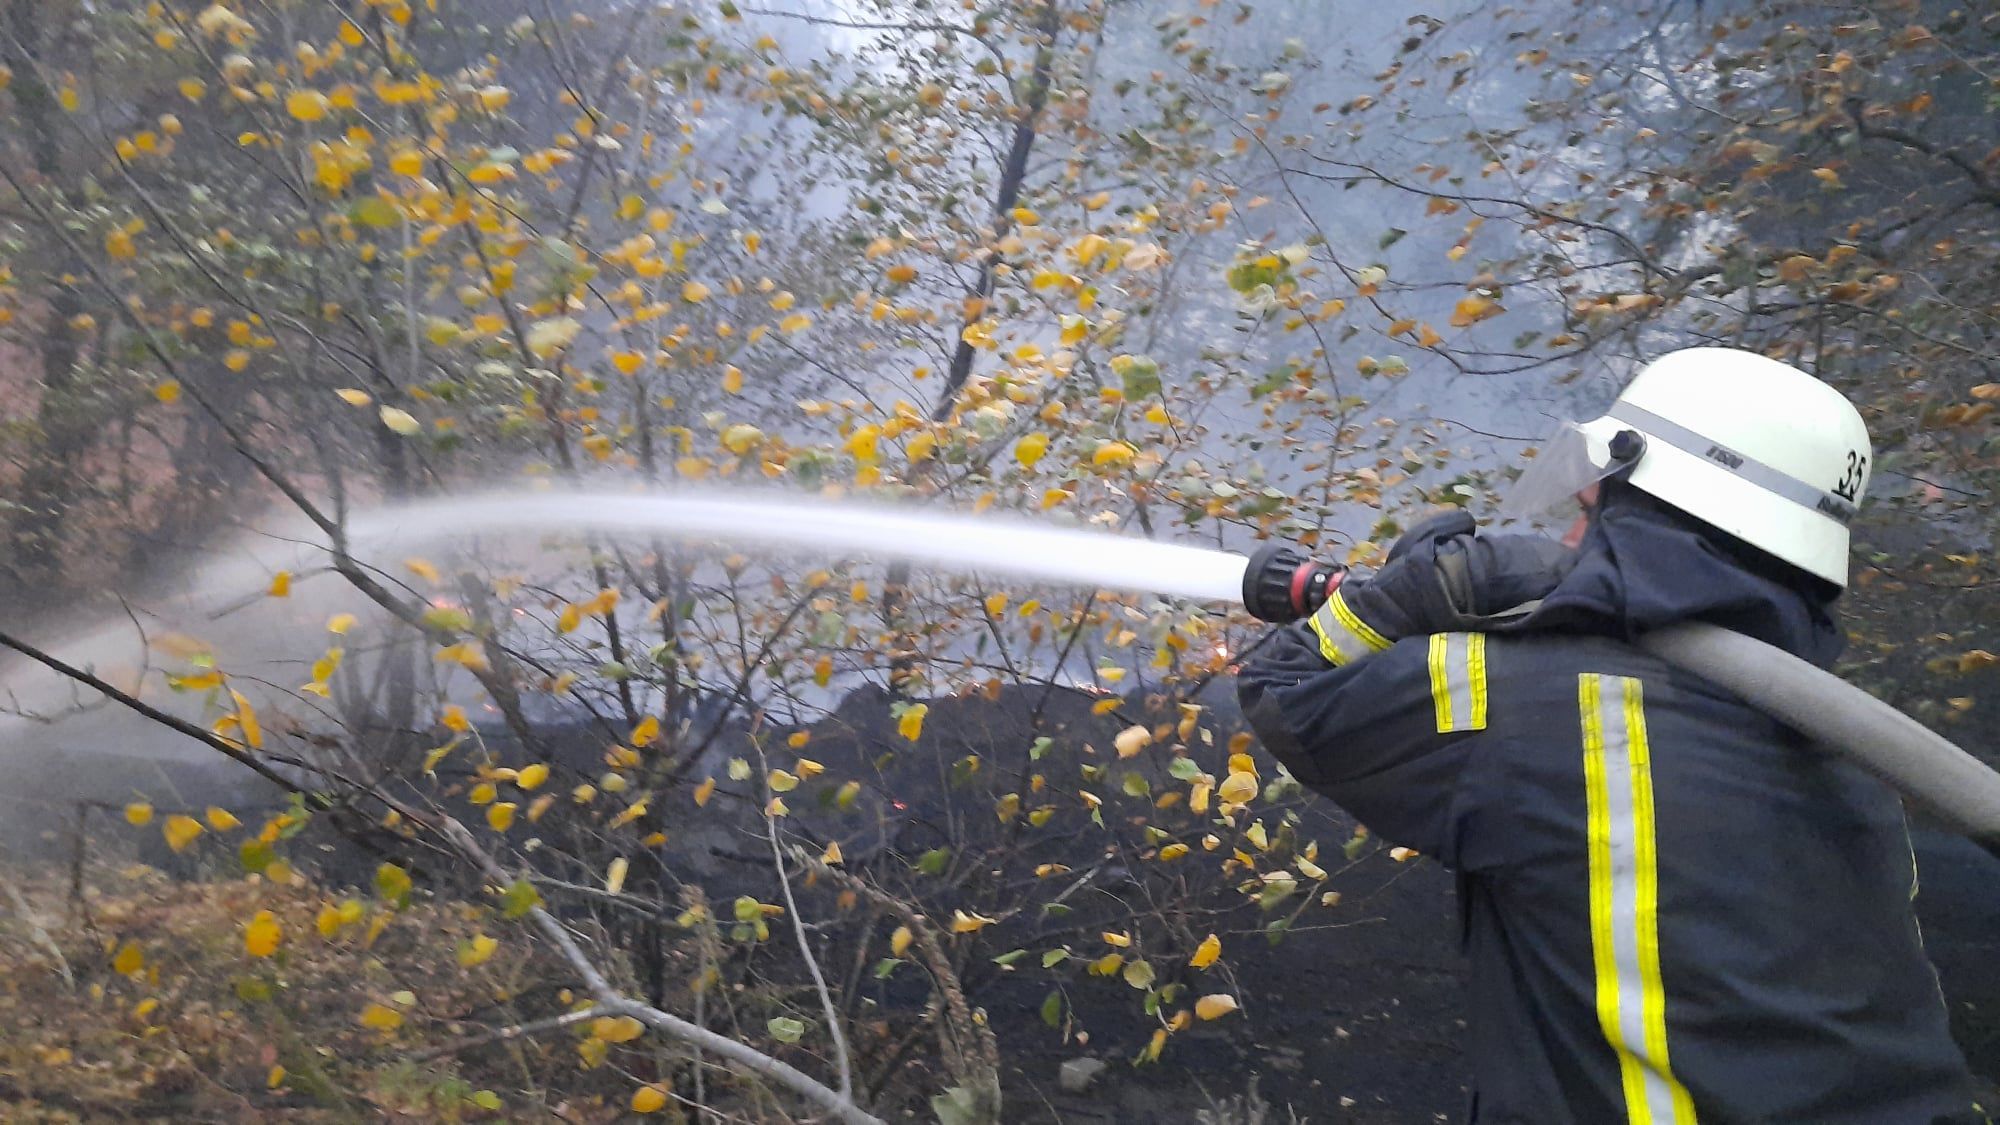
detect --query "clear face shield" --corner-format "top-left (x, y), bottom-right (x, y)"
top-left (1501, 421), bottom-right (1645, 524)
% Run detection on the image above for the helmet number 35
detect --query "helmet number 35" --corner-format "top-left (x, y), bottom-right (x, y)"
top-left (1834, 451), bottom-right (1867, 503)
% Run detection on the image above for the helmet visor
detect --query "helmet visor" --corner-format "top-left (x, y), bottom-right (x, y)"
top-left (1502, 421), bottom-right (1623, 521)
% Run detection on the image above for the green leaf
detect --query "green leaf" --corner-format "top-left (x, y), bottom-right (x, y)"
top-left (375, 863), bottom-right (413, 909)
top-left (1029, 736), bottom-right (1053, 761)
top-left (469, 1091), bottom-right (502, 1111)
top-left (239, 840), bottom-right (274, 874)
top-left (932, 1085), bottom-right (980, 1125)
top-left (1042, 948), bottom-right (1069, 968)
top-left (992, 948), bottom-right (1029, 967)
top-left (1378, 227), bottom-right (1407, 249)
top-left (235, 975), bottom-right (274, 1002)
top-left (1118, 355), bottom-right (1162, 399)
top-left (768, 1016), bottom-right (806, 1043)
top-left (733, 896), bottom-right (764, 923)
top-left (1039, 989), bottom-right (1063, 1028)
top-left (498, 879), bottom-right (541, 919)
top-left (1121, 772), bottom-right (1151, 798)
top-left (916, 847), bottom-right (951, 876)
top-left (1168, 757), bottom-right (1204, 782)
top-left (872, 958), bottom-right (902, 980)
top-left (349, 197), bottom-right (401, 229)
top-left (1122, 959), bottom-right (1156, 989)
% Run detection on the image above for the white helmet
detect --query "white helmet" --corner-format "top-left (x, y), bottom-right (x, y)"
top-left (1507, 347), bottom-right (1871, 587)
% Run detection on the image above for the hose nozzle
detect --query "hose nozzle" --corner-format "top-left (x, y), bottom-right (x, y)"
top-left (1242, 541), bottom-right (1345, 623)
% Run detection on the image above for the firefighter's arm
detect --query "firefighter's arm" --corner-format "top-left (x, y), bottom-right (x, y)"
top-left (1323, 511), bottom-right (1574, 649)
top-left (1237, 631), bottom-right (1476, 860)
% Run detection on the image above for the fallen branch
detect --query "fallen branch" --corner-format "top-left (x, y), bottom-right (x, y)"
top-left (435, 817), bottom-right (885, 1125)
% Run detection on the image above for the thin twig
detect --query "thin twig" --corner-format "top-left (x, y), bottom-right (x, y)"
top-left (407, 1004), bottom-right (610, 1063)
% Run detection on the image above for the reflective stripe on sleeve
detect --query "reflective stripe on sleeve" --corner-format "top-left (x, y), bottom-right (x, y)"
top-left (1580, 673), bottom-right (1698, 1125)
top-left (1305, 589), bottom-right (1392, 667)
top-left (1427, 633), bottom-right (1489, 733)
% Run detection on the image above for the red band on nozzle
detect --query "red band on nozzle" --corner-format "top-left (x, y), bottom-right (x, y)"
top-left (1289, 561), bottom-right (1315, 616)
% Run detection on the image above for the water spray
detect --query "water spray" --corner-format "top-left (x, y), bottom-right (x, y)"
top-left (30, 487), bottom-right (1998, 855)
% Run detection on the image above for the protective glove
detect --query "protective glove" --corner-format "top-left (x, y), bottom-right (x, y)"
top-left (1310, 511), bottom-right (1575, 660)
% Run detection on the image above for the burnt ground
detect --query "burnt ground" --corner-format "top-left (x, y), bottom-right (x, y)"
top-left (5, 683), bottom-right (1998, 1123)
top-left (988, 827), bottom-right (2000, 1123)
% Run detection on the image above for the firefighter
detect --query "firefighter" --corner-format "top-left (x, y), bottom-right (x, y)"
top-left (1237, 348), bottom-right (1982, 1122)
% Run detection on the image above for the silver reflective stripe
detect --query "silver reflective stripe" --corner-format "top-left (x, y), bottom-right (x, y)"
top-left (1608, 402), bottom-right (1856, 526)
top-left (1428, 633), bottom-right (1488, 733)
top-left (1306, 590), bottom-right (1391, 667)
top-left (1581, 674), bottom-right (1697, 1125)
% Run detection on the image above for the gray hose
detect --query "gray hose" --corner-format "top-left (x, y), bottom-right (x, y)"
top-left (1639, 623), bottom-right (2000, 851)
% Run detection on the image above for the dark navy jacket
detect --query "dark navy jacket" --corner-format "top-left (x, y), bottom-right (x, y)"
top-left (1238, 489), bottom-right (1980, 1123)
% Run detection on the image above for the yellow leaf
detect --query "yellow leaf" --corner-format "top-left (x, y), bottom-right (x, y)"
top-left (720, 424), bottom-right (765, 454)
top-left (681, 280), bottom-right (711, 303)
top-left (606, 857), bottom-right (629, 895)
top-left (1114, 725), bottom-right (1152, 758)
top-left (163, 815), bottom-right (204, 852)
top-left (632, 1085), bottom-right (668, 1114)
top-left (267, 571), bottom-right (291, 598)
top-left (1449, 295), bottom-right (1500, 328)
top-left (315, 903), bottom-right (343, 938)
top-left (405, 558), bottom-right (441, 583)
top-left (983, 592), bottom-right (1008, 616)
top-left (779, 312), bottom-right (812, 334)
top-left (897, 703), bottom-right (928, 742)
top-left (517, 763), bottom-right (549, 790)
top-left (822, 840), bottom-right (843, 864)
top-left (153, 380), bottom-right (182, 404)
top-left (525, 316), bottom-right (581, 358)
top-left (1092, 441), bottom-right (1136, 467)
top-left (1015, 432), bottom-right (1049, 468)
top-left (1195, 994), bottom-right (1239, 1020)
top-left (389, 148), bottom-right (423, 176)
top-left (722, 365), bottom-right (744, 394)
top-left (486, 802), bottom-right (517, 831)
top-left (326, 613), bottom-right (357, 636)
top-left (610, 350), bottom-right (644, 376)
top-left (1158, 842), bottom-right (1190, 861)
top-left (1960, 650), bottom-right (1999, 673)
top-left (335, 388), bottom-right (371, 406)
top-left (890, 925), bottom-right (914, 956)
top-left (950, 909), bottom-right (996, 933)
top-left (125, 802), bottom-right (154, 826)
top-left (245, 910), bottom-right (282, 957)
top-left (1218, 771), bottom-right (1258, 805)
top-left (113, 942), bottom-right (145, 976)
top-left (230, 690), bottom-right (263, 748)
top-left (179, 77), bottom-right (207, 101)
top-left (379, 406), bottom-right (421, 435)
top-left (358, 1002), bottom-right (404, 1031)
top-left (458, 933), bottom-right (498, 968)
top-left (693, 777), bottom-right (716, 806)
top-left (286, 90), bottom-right (330, 121)
top-left (1102, 930), bottom-right (1132, 948)
top-left (224, 349), bottom-right (250, 372)
top-left (594, 1015), bottom-right (646, 1043)
top-left (630, 715), bottom-right (660, 747)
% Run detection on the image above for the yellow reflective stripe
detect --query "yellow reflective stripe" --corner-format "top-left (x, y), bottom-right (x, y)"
top-left (1579, 673), bottom-right (1698, 1125)
top-left (1580, 674), bottom-right (1624, 1108)
top-left (1428, 633), bottom-right (1489, 733)
top-left (1467, 634), bottom-right (1488, 728)
top-left (1306, 589), bottom-right (1392, 667)
top-left (1428, 634), bottom-right (1453, 730)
